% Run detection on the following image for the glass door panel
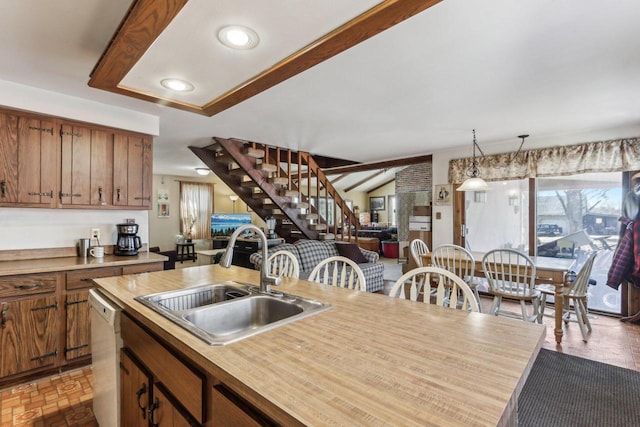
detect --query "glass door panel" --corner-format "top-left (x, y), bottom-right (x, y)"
top-left (464, 179), bottom-right (529, 252)
top-left (536, 172), bottom-right (622, 314)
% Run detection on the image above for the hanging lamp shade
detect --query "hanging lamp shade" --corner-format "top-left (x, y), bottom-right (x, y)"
top-left (457, 176), bottom-right (490, 191)
top-left (456, 129), bottom-right (491, 191)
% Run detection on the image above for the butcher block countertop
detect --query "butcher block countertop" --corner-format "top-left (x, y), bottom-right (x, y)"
top-left (93, 264), bottom-right (545, 427)
top-left (0, 252), bottom-right (166, 277)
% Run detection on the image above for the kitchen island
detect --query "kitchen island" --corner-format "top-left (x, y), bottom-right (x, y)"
top-left (93, 264), bottom-right (545, 426)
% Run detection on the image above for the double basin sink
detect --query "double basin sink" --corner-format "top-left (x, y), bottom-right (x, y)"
top-left (135, 282), bottom-right (331, 345)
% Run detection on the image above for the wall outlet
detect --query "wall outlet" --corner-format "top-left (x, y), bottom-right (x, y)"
top-left (91, 228), bottom-right (101, 241)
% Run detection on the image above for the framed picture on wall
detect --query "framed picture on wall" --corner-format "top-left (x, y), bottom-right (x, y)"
top-left (369, 196), bottom-right (385, 211)
top-left (157, 189), bottom-right (170, 217)
top-left (434, 184), bottom-right (452, 205)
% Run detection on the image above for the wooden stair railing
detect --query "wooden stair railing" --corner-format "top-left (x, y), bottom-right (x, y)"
top-left (190, 137), bottom-right (359, 242)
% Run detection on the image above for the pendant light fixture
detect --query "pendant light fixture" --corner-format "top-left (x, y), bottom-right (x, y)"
top-left (457, 129), bottom-right (490, 192)
top-left (456, 131), bottom-right (529, 192)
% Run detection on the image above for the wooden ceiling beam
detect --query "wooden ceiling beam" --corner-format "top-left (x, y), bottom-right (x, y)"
top-left (322, 154), bottom-right (433, 175)
top-left (344, 170), bottom-right (388, 192)
top-left (330, 173), bottom-right (351, 184)
top-left (88, 0), bottom-right (443, 117)
top-left (368, 178), bottom-right (396, 193)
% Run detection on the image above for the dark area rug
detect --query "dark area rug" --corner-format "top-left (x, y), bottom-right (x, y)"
top-left (518, 348), bottom-right (640, 427)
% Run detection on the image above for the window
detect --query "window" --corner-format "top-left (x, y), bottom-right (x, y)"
top-left (463, 179), bottom-right (529, 253)
top-left (310, 196), bottom-right (335, 225)
top-left (536, 172), bottom-right (621, 314)
top-left (179, 182), bottom-right (214, 239)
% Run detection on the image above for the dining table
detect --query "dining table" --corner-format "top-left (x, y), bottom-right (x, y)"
top-left (422, 251), bottom-right (576, 343)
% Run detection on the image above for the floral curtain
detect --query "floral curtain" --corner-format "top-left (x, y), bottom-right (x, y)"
top-left (179, 182), bottom-right (214, 239)
top-left (449, 137), bottom-right (640, 184)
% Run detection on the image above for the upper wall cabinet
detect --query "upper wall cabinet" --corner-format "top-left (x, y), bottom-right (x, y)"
top-left (0, 111), bottom-right (59, 207)
top-left (1, 108), bottom-right (152, 210)
top-left (113, 133), bottom-right (152, 208)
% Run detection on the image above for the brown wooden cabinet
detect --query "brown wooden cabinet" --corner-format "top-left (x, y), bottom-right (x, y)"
top-left (0, 273), bottom-right (60, 378)
top-left (60, 123), bottom-right (91, 205)
top-left (121, 313), bottom-right (275, 426)
top-left (1, 106), bottom-right (151, 210)
top-left (0, 260), bottom-right (163, 388)
top-left (0, 111), bottom-right (58, 207)
top-left (64, 289), bottom-right (91, 361)
top-left (121, 317), bottom-right (199, 426)
top-left (120, 349), bottom-right (151, 427)
top-left (113, 133), bottom-right (152, 208)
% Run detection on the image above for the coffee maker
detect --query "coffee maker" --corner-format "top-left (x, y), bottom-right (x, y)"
top-left (115, 223), bottom-right (142, 256)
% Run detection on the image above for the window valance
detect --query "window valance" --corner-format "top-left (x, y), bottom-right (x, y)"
top-left (449, 137), bottom-right (640, 184)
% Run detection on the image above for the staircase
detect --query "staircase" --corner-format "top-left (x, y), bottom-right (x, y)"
top-left (190, 137), bottom-right (360, 242)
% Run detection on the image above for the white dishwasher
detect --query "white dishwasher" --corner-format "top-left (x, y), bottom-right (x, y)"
top-left (89, 289), bottom-right (123, 427)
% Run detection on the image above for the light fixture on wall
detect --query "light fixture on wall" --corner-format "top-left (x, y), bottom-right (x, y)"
top-left (457, 129), bottom-right (490, 192)
top-left (195, 167), bottom-right (211, 176)
top-left (229, 194), bottom-right (239, 213)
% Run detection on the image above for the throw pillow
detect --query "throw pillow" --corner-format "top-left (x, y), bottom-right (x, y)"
top-left (336, 242), bottom-right (368, 264)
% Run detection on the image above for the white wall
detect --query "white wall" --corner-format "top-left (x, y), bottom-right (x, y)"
top-left (0, 208), bottom-right (148, 250)
top-left (0, 79), bottom-right (159, 136)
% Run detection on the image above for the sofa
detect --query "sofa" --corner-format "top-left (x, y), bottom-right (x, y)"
top-left (249, 239), bottom-right (385, 293)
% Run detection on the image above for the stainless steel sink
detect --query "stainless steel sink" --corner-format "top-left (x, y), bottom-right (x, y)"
top-left (135, 281), bottom-right (330, 345)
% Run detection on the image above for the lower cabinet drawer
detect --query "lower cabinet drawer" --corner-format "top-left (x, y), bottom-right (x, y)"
top-left (66, 267), bottom-right (122, 290)
top-left (0, 273), bottom-right (59, 298)
top-left (122, 262), bottom-right (163, 275)
top-left (122, 315), bottom-right (204, 423)
top-left (211, 385), bottom-right (274, 427)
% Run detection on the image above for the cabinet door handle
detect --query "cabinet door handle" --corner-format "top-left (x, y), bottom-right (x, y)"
top-left (1, 308), bottom-right (7, 329)
top-left (116, 188), bottom-right (121, 202)
top-left (14, 283), bottom-right (42, 290)
top-left (30, 302), bottom-right (58, 312)
top-left (136, 383), bottom-right (147, 420)
top-left (98, 187), bottom-right (103, 202)
top-left (148, 397), bottom-right (159, 427)
top-left (1, 180), bottom-right (6, 198)
top-left (30, 350), bottom-right (58, 361)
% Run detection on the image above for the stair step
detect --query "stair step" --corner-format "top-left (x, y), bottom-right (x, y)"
top-left (243, 147), bottom-right (265, 158)
top-left (228, 167), bottom-right (247, 176)
top-left (299, 213), bottom-right (318, 220)
top-left (310, 223), bottom-right (327, 231)
top-left (257, 163), bottom-right (278, 173)
top-left (251, 192), bottom-right (271, 199)
top-left (291, 202), bottom-right (309, 209)
top-left (214, 154), bottom-right (235, 164)
top-left (207, 142), bottom-right (223, 152)
top-left (273, 213), bottom-right (288, 220)
top-left (269, 177), bottom-right (289, 186)
top-left (241, 180), bottom-right (259, 188)
top-left (281, 190), bottom-right (300, 198)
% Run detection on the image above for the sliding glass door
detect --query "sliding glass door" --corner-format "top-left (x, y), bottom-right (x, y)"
top-left (458, 172), bottom-right (623, 314)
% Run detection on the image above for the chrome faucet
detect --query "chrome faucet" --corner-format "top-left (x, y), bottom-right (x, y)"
top-left (219, 224), bottom-right (281, 293)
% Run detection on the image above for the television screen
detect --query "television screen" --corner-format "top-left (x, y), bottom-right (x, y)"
top-left (211, 213), bottom-right (252, 236)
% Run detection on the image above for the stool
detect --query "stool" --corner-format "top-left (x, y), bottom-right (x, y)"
top-left (176, 243), bottom-right (197, 263)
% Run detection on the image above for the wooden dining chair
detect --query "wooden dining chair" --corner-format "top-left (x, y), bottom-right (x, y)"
top-left (536, 251), bottom-right (598, 341)
top-left (388, 266), bottom-right (480, 312)
top-left (409, 239), bottom-right (431, 297)
top-left (482, 249), bottom-right (541, 323)
top-left (410, 239), bottom-right (430, 267)
top-left (307, 256), bottom-right (366, 291)
top-left (267, 250), bottom-right (300, 279)
top-left (431, 244), bottom-right (482, 312)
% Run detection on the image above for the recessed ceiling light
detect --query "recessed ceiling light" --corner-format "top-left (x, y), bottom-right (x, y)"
top-left (160, 78), bottom-right (194, 92)
top-left (217, 25), bottom-right (259, 49)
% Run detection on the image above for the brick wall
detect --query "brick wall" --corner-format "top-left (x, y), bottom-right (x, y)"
top-left (396, 162), bottom-right (433, 248)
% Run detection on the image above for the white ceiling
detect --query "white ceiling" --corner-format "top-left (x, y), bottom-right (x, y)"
top-left (1, 0), bottom-right (639, 192)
